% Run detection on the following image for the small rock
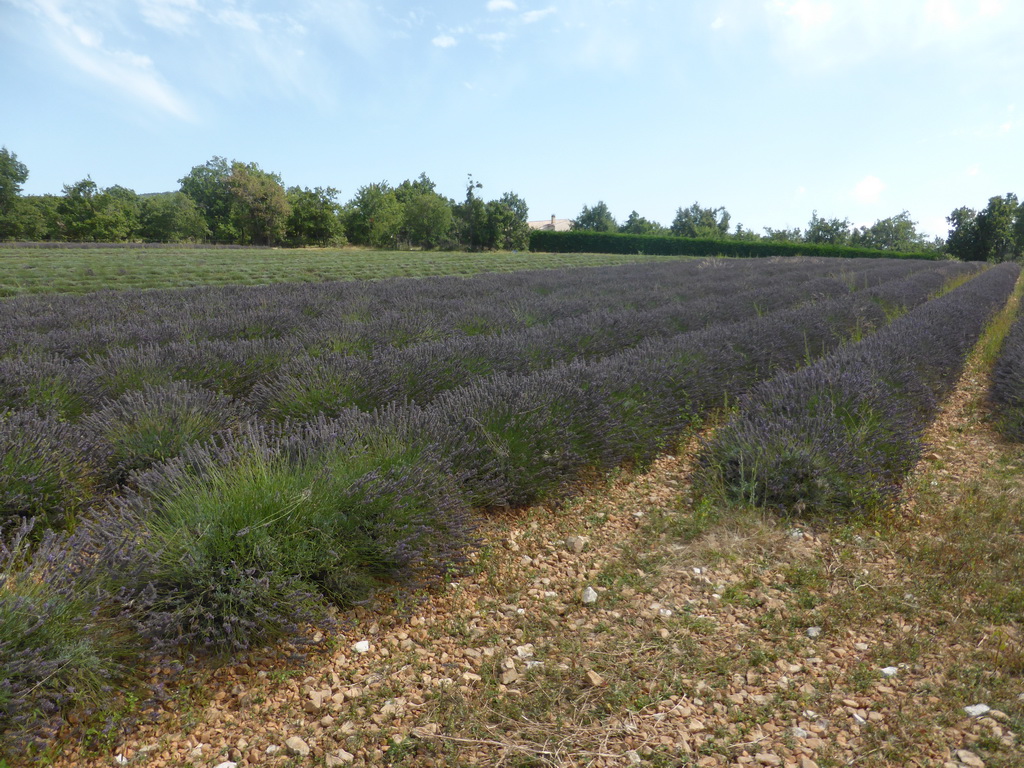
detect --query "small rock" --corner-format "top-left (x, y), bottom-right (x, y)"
top-left (565, 535), bottom-right (587, 554)
top-left (114, 756), bottom-right (128, 766)
top-left (965, 703), bottom-right (991, 718)
top-left (800, 758), bottom-right (819, 768)
top-left (500, 668), bottom-right (520, 685)
top-left (854, 642), bottom-right (869, 651)
top-left (880, 666), bottom-right (898, 677)
top-left (956, 749), bottom-right (985, 768)
top-left (756, 753), bottom-right (782, 766)
top-left (791, 726), bottom-right (810, 740)
top-left (515, 644), bottom-right (535, 658)
top-left (585, 669), bottom-right (606, 687)
top-left (326, 749), bottom-right (356, 766)
top-left (353, 640), bottom-right (371, 654)
top-left (806, 626), bottom-right (822, 639)
top-left (265, 745), bottom-right (281, 755)
top-left (625, 749), bottom-right (642, 765)
top-left (213, 762), bottom-right (238, 768)
top-left (285, 736), bottom-right (311, 757)
top-left (581, 586), bottom-right (598, 605)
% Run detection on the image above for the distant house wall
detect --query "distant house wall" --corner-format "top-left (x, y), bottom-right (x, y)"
top-left (528, 214), bottom-right (573, 232)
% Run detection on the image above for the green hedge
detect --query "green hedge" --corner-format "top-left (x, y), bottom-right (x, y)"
top-left (528, 230), bottom-right (941, 260)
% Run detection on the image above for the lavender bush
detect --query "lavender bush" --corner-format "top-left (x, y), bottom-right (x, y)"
top-left (0, 409), bottom-right (104, 526)
top-left (990, 307), bottom-right (1024, 441)
top-left (0, 516), bottom-right (144, 757)
top-left (699, 263), bottom-right (1020, 514)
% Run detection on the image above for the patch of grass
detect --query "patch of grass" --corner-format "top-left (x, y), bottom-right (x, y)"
top-left (0, 246), bottom-right (689, 297)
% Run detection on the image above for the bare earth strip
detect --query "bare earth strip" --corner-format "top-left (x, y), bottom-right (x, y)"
top-left (54, 345), bottom-right (1024, 767)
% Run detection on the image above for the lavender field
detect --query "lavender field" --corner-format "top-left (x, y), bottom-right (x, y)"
top-left (1, 255), bottom-right (1015, 756)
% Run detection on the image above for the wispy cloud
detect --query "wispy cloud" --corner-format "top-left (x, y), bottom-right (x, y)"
top-left (138, 0), bottom-right (199, 33)
top-left (522, 6), bottom-right (556, 23)
top-left (215, 8), bottom-right (261, 33)
top-left (851, 174), bottom-right (885, 204)
top-left (762, 0), bottom-right (1024, 70)
top-left (487, 0), bottom-right (518, 11)
top-left (22, 0), bottom-right (195, 120)
top-left (432, 34), bottom-right (457, 48)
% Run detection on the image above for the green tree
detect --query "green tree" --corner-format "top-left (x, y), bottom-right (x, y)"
top-left (572, 201), bottom-right (618, 232)
top-left (401, 190), bottom-right (453, 249)
top-left (485, 191), bottom-right (531, 251)
top-left (975, 193), bottom-right (1020, 262)
top-left (345, 182), bottom-right (404, 248)
top-left (393, 173), bottom-right (453, 249)
top-left (945, 206), bottom-right (981, 261)
top-left (2, 195), bottom-right (60, 240)
top-left (804, 210), bottom-right (850, 245)
top-left (285, 186), bottom-right (345, 246)
top-left (670, 202), bottom-right (730, 238)
top-left (179, 156), bottom-right (235, 243)
top-left (763, 226), bottom-right (803, 242)
top-left (57, 177), bottom-right (101, 241)
top-left (619, 211), bottom-right (665, 236)
top-left (454, 175), bottom-right (488, 249)
top-left (0, 147), bottom-right (29, 237)
top-left (140, 191), bottom-right (210, 242)
top-left (849, 210), bottom-right (927, 252)
top-left (731, 223), bottom-right (761, 241)
top-left (225, 162), bottom-right (291, 246)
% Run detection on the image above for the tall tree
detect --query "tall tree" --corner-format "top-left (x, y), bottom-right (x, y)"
top-left (345, 182), bottom-right (404, 248)
top-left (178, 156), bottom-right (235, 243)
top-left (945, 206), bottom-right (981, 261)
top-left (285, 186), bottom-right (345, 246)
top-left (572, 201), bottom-right (617, 232)
top-left (670, 202), bottom-right (730, 238)
top-left (485, 191), bottom-right (531, 251)
top-left (619, 211), bottom-right (665, 236)
top-left (454, 175), bottom-right (488, 249)
top-left (850, 210), bottom-right (927, 251)
top-left (0, 147), bottom-right (29, 224)
top-left (225, 162), bottom-right (291, 246)
top-left (763, 226), bottom-right (803, 242)
top-left (140, 192), bottom-right (209, 243)
top-left (804, 210), bottom-right (850, 245)
top-left (975, 193), bottom-right (1020, 262)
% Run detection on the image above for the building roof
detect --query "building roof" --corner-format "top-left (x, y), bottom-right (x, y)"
top-left (528, 215), bottom-right (573, 232)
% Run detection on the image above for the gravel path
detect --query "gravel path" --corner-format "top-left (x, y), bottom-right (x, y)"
top-left (52, 358), bottom-right (1024, 768)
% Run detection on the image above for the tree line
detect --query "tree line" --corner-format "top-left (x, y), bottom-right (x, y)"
top-left (572, 196), bottom-right (1024, 261)
top-left (0, 149), bottom-right (531, 251)
top-left (1, 146), bottom-right (1021, 260)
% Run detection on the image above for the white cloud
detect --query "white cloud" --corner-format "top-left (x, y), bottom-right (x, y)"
top-left (710, 16), bottom-right (726, 30)
top-left (22, 0), bottom-right (195, 120)
top-left (478, 31), bottom-right (509, 43)
top-left (432, 34), bottom-right (457, 47)
top-left (762, 0), bottom-right (1023, 70)
top-left (138, 0), bottom-right (199, 33)
top-left (522, 6), bottom-right (556, 23)
top-left (487, 0), bottom-right (517, 10)
top-left (216, 8), bottom-right (261, 33)
top-left (851, 175), bottom-right (885, 204)
top-left (967, 163), bottom-right (981, 176)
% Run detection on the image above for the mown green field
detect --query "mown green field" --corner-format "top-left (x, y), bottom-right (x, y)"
top-left (0, 245), bottom-right (689, 296)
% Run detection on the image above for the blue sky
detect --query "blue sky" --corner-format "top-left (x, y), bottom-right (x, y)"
top-left (1, 0), bottom-right (1021, 239)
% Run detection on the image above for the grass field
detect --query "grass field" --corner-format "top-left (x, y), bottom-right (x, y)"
top-left (0, 245), bottom-right (689, 296)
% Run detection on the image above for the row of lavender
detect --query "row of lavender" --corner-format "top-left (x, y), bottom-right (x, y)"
top-left (0, 261), bottom-right (976, 529)
top-left (990, 301), bottom-right (1024, 441)
top-left (0, 261), bottom-right (986, 752)
top-left (1, 258), bottom-right (897, 359)
top-left (0, 259), bottom-right (924, 421)
top-left (697, 262), bottom-right (1020, 514)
